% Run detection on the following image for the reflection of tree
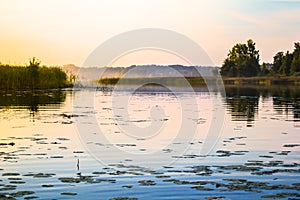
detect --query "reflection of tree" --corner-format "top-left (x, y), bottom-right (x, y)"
top-left (225, 87), bottom-right (259, 126)
top-left (224, 86), bottom-right (300, 126)
top-left (271, 87), bottom-right (300, 119)
top-left (28, 94), bottom-right (39, 119)
top-left (0, 90), bottom-right (66, 116)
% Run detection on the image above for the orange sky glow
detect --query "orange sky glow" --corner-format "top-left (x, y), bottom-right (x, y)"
top-left (0, 0), bottom-right (299, 67)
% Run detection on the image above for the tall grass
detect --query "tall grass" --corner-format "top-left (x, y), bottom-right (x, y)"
top-left (0, 63), bottom-right (71, 90)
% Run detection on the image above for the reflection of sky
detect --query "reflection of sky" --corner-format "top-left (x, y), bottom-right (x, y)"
top-left (1, 90), bottom-right (299, 146)
top-left (0, 88), bottom-right (299, 183)
top-left (0, 90), bottom-right (299, 200)
top-left (0, 0), bottom-right (299, 66)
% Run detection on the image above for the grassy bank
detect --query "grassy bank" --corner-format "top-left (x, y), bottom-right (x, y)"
top-left (222, 76), bottom-right (300, 86)
top-left (98, 77), bottom-right (220, 87)
top-left (0, 63), bottom-right (72, 90)
top-left (98, 76), bottom-right (300, 87)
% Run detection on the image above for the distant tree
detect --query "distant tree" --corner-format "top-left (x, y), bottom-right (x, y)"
top-left (27, 57), bottom-right (40, 89)
top-left (291, 42), bottom-right (300, 75)
top-left (278, 51), bottom-right (293, 75)
top-left (272, 52), bottom-right (284, 74)
top-left (260, 63), bottom-right (270, 76)
top-left (220, 39), bottom-right (260, 77)
top-left (69, 73), bottom-right (77, 83)
top-left (245, 39), bottom-right (260, 76)
top-left (212, 68), bottom-right (219, 76)
top-left (221, 58), bottom-right (237, 77)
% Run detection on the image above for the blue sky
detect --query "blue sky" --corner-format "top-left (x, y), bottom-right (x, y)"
top-left (0, 0), bottom-right (299, 66)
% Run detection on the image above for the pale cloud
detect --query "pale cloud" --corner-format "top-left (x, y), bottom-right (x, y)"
top-left (224, 6), bottom-right (300, 34)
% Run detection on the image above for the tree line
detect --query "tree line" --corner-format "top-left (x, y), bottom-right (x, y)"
top-left (221, 40), bottom-right (300, 77)
top-left (0, 58), bottom-right (71, 90)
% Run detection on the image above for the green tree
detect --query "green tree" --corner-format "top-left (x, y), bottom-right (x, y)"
top-left (220, 39), bottom-right (260, 77)
top-left (28, 57), bottom-right (40, 89)
top-left (291, 42), bottom-right (300, 75)
top-left (279, 51), bottom-right (293, 75)
top-left (272, 52), bottom-right (284, 74)
top-left (221, 58), bottom-right (237, 77)
top-left (260, 63), bottom-right (270, 76)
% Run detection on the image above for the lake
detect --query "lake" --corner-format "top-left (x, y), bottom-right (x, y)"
top-left (0, 86), bottom-right (299, 199)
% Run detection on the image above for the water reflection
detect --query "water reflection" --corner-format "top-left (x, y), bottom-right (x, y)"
top-left (224, 87), bottom-right (259, 126)
top-left (224, 86), bottom-right (300, 126)
top-left (0, 90), bottom-right (66, 115)
top-left (0, 87), bottom-right (299, 127)
top-left (271, 87), bottom-right (300, 120)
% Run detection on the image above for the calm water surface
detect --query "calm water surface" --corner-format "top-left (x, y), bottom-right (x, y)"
top-left (0, 86), bottom-right (299, 200)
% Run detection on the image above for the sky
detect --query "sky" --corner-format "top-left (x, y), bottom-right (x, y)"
top-left (0, 0), bottom-right (299, 67)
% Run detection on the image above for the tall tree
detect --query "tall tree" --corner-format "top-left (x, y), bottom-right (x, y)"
top-left (28, 57), bottom-right (40, 89)
top-left (291, 42), bottom-right (300, 75)
top-left (272, 52), bottom-right (284, 74)
top-left (221, 39), bottom-right (260, 77)
top-left (260, 63), bottom-right (270, 76)
top-left (279, 51), bottom-right (293, 75)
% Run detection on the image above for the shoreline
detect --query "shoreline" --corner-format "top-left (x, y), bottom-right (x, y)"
top-left (98, 76), bottom-right (300, 87)
top-left (222, 76), bottom-right (300, 86)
